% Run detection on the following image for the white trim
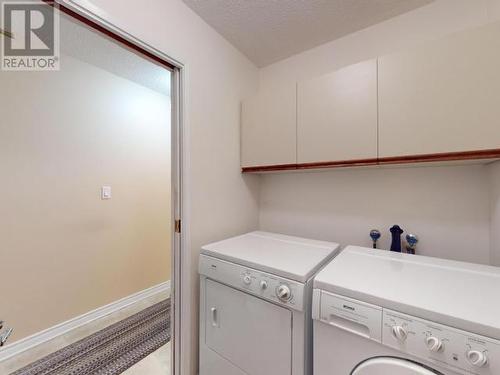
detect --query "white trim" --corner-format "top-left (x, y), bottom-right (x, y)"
top-left (0, 281), bottom-right (170, 362)
top-left (172, 66), bottom-right (188, 375)
top-left (179, 66), bottom-right (193, 375)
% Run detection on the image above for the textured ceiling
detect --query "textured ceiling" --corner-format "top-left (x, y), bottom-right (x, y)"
top-left (183, 0), bottom-right (435, 67)
top-left (60, 13), bottom-right (170, 96)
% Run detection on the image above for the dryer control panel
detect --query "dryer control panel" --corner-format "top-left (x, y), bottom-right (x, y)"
top-left (199, 255), bottom-right (305, 311)
top-left (383, 309), bottom-right (500, 375)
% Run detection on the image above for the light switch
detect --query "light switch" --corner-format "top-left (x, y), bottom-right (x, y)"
top-left (101, 186), bottom-right (112, 200)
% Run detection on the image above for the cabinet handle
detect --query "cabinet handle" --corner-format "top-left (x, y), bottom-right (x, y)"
top-left (211, 307), bottom-right (218, 327)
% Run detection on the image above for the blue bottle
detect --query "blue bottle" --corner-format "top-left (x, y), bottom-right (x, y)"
top-left (369, 229), bottom-right (381, 249)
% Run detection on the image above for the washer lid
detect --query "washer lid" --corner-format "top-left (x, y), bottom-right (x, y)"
top-left (314, 246), bottom-right (500, 340)
top-left (352, 358), bottom-right (442, 375)
top-left (201, 231), bottom-right (339, 282)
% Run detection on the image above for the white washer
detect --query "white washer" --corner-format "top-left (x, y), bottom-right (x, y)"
top-left (199, 231), bottom-right (340, 375)
top-left (313, 246), bottom-right (500, 375)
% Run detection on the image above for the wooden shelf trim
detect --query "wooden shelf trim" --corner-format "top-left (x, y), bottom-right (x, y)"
top-left (241, 148), bottom-right (500, 173)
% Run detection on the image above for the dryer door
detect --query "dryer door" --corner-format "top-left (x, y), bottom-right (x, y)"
top-left (352, 357), bottom-right (443, 375)
top-left (205, 279), bottom-right (292, 375)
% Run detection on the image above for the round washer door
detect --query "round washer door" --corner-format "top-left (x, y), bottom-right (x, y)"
top-left (352, 357), bottom-right (443, 375)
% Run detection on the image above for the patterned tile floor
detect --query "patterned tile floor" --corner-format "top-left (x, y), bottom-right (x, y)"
top-left (121, 342), bottom-right (170, 374)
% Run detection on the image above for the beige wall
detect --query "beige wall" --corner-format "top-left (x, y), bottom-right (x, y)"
top-left (0, 52), bottom-right (171, 342)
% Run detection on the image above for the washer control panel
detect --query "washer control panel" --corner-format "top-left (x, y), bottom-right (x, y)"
top-left (383, 309), bottom-right (500, 375)
top-left (317, 291), bottom-right (383, 342)
top-left (199, 255), bottom-right (304, 311)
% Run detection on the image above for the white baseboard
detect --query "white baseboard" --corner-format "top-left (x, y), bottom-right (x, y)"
top-left (0, 281), bottom-right (170, 362)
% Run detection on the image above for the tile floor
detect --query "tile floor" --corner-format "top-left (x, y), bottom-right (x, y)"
top-left (121, 342), bottom-right (171, 374)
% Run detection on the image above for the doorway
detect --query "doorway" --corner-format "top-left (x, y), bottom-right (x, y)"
top-left (0, 2), bottom-right (183, 375)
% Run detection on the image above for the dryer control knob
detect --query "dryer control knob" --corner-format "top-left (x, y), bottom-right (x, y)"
top-left (276, 285), bottom-right (292, 302)
top-left (391, 325), bottom-right (408, 343)
top-left (425, 336), bottom-right (443, 352)
top-left (466, 350), bottom-right (488, 368)
top-left (243, 275), bottom-right (252, 285)
top-left (260, 280), bottom-right (268, 290)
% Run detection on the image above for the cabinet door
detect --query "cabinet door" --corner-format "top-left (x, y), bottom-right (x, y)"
top-left (297, 59), bottom-right (378, 163)
top-left (241, 83), bottom-right (296, 167)
top-left (378, 22), bottom-right (500, 158)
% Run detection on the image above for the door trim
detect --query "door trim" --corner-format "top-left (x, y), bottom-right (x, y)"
top-left (45, 2), bottom-right (190, 374)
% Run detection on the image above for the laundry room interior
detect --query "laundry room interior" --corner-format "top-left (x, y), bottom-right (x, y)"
top-left (1, 0), bottom-right (500, 375)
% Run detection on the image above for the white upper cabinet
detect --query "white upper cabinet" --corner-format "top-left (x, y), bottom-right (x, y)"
top-left (241, 21), bottom-right (500, 172)
top-left (297, 59), bottom-right (378, 163)
top-left (241, 83), bottom-right (296, 167)
top-left (378, 21), bottom-right (500, 158)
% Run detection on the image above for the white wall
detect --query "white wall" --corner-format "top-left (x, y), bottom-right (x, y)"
top-left (489, 161), bottom-right (500, 266)
top-left (66, 1), bottom-right (260, 374)
top-left (260, 164), bottom-right (491, 264)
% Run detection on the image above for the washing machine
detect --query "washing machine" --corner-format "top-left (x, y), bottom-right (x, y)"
top-left (312, 246), bottom-right (500, 375)
top-left (199, 231), bottom-right (340, 375)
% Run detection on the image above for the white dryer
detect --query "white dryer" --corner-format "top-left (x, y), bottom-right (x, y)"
top-left (313, 246), bottom-right (500, 375)
top-left (199, 231), bottom-right (340, 375)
